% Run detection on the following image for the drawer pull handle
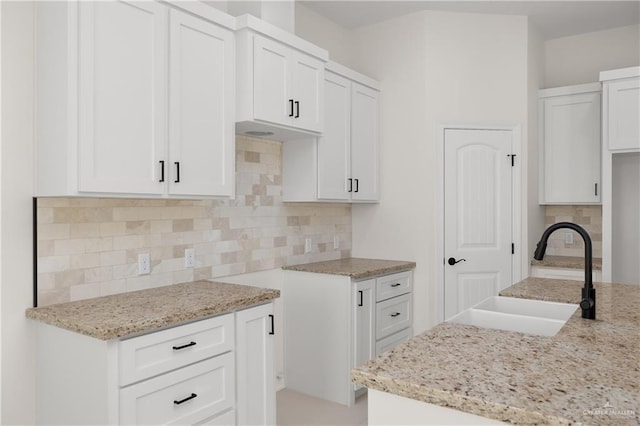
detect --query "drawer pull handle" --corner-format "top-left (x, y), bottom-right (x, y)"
top-left (390, 283), bottom-right (401, 287)
top-left (174, 393), bottom-right (197, 405)
top-left (269, 314), bottom-right (275, 335)
top-left (172, 341), bottom-right (196, 351)
top-left (390, 312), bottom-right (401, 318)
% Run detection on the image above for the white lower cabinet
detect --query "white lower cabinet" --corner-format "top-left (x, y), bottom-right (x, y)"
top-left (283, 269), bottom-right (413, 407)
top-left (236, 303), bottom-right (276, 426)
top-left (35, 304), bottom-right (275, 425)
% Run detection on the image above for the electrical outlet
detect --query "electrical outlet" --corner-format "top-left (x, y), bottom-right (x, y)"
top-left (304, 238), bottom-right (312, 254)
top-left (184, 248), bottom-right (195, 268)
top-left (333, 235), bottom-right (340, 250)
top-left (138, 253), bottom-right (150, 275)
top-left (565, 232), bottom-right (574, 245)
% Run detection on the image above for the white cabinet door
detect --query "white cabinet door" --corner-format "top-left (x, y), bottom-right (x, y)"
top-left (351, 82), bottom-right (380, 201)
top-left (291, 51), bottom-right (324, 133)
top-left (353, 279), bottom-right (375, 391)
top-left (539, 91), bottom-right (601, 204)
top-left (168, 9), bottom-right (234, 197)
top-left (606, 78), bottom-right (640, 151)
top-left (236, 303), bottom-right (275, 426)
top-left (316, 73), bottom-right (379, 202)
top-left (253, 36), bottom-right (291, 128)
top-left (252, 35), bottom-right (324, 133)
top-left (78, 1), bottom-right (166, 195)
top-left (317, 72), bottom-right (351, 200)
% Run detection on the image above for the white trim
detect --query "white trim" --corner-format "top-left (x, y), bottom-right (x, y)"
top-left (538, 82), bottom-right (601, 98)
top-left (436, 124), bottom-right (523, 323)
top-left (600, 66), bottom-right (640, 82)
top-left (325, 61), bottom-right (379, 91)
top-left (235, 14), bottom-right (329, 61)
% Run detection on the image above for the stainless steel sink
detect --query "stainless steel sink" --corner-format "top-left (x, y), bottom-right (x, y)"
top-left (446, 296), bottom-right (578, 337)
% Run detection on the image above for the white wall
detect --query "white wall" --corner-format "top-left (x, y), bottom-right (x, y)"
top-left (295, 3), bottom-right (357, 69)
top-left (1, 2), bottom-right (36, 424)
top-left (526, 23), bottom-right (546, 269)
top-left (545, 24), bottom-right (640, 87)
top-left (347, 11), bottom-right (529, 332)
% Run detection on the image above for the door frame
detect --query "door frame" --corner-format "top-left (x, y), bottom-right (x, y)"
top-left (436, 124), bottom-right (523, 323)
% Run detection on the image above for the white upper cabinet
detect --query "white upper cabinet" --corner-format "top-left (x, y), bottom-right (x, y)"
top-left (349, 82), bottom-right (380, 201)
top-left (601, 67), bottom-right (640, 152)
top-left (283, 63), bottom-right (380, 203)
top-left (36, 1), bottom-right (235, 198)
top-left (78, 1), bottom-right (167, 195)
top-left (168, 9), bottom-right (234, 197)
top-left (317, 72), bottom-right (351, 200)
top-left (538, 83), bottom-right (601, 205)
top-left (235, 15), bottom-right (328, 141)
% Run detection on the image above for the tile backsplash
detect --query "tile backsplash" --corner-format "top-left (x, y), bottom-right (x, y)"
top-left (36, 135), bottom-right (351, 306)
top-left (544, 205), bottom-right (602, 258)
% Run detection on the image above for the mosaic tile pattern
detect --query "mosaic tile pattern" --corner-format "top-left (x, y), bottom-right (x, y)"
top-left (36, 135), bottom-right (352, 306)
top-left (544, 205), bottom-right (602, 258)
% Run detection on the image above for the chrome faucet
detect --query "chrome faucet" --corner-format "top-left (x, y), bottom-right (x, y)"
top-left (533, 222), bottom-right (596, 320)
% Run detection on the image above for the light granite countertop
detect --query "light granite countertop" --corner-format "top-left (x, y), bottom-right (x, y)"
top-left (282, 257), bottom-right (416, 280)
top-left (352, 277), bottom-right (639, 425)
top-left (26, 280), bottom-right (280, 340)
top-left (531, 255), bottom-right (603, 270)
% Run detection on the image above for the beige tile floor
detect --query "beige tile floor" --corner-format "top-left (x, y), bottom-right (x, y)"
top-left (277, 388), bottom-right (368, 426)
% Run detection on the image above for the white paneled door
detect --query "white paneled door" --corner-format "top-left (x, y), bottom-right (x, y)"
top-left (444, 129), bottom-right (514, 320)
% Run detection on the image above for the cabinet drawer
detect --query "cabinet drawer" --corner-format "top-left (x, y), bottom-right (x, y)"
top-left (376, 293), bottom-right (412, 340)
top-left (120, 314), bottom-right (234, 386)
top-left (375, 327), bottom-right (412, 357)
top-left (197, 409), bottom-right (235, 425)
top-left (375, 271), bottom-right (412, 302)
top-left (120, 353), bottom-right (235, 425)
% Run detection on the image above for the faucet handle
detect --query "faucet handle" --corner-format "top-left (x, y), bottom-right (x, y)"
top-left (579, 298), bottom-right (594, 310)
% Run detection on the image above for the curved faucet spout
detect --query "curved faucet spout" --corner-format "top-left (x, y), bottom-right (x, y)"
top-left (533, 222), bottom-right (596, 320)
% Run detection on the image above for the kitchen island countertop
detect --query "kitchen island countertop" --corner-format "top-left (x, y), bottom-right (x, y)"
top-left (352, 277), bottom-right (639, 425)
top-left (531, 255), bottom-right (603, 270)
top-left (26, 280), bottom-right (280, 340)
top-left (282, 257), bottom-right (415, 280)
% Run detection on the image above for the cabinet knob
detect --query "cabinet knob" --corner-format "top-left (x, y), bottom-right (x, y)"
top-left (289, 99), bottom-right (294, 117)
top-left (294, 101), bottom-right (300, 118)
top-left (390, 312), bottom-right (401, 318)
top-left (348, 178), bottom-right (353, 193)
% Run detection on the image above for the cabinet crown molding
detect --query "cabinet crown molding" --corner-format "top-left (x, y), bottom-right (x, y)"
top-left (600, 66), bottom-right (640, 82)
top-left (538, 82), bottom-right (601, 98)
top-left (235, 13), bottom-right (329, 61)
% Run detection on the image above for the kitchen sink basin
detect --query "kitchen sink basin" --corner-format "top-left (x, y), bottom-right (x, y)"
top-left (446, 296), bottom-right (578, 337)
top-left (473, 296), bottom-right (578, 321)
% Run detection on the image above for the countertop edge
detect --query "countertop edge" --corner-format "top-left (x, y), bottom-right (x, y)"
top-left (352, 368), bottom-right (571, 425)
top-left (282, 258), bottom-right (416, 280)
top-left (26, 282), bottom-right (280, 341)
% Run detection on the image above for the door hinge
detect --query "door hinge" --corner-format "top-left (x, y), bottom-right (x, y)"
top-left (507, 154), bottom-right (516, 167)
top-left (511, 243), bottom-right (515, 254)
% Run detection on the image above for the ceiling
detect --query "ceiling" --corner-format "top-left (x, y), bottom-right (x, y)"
top-left (299, 1), bottom-right (640, 39)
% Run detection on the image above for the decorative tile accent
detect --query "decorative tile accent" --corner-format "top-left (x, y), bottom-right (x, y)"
top-left (36, 135), bottom-right (352, 306)
top-left (544, 206), bottom-right (602, 258)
